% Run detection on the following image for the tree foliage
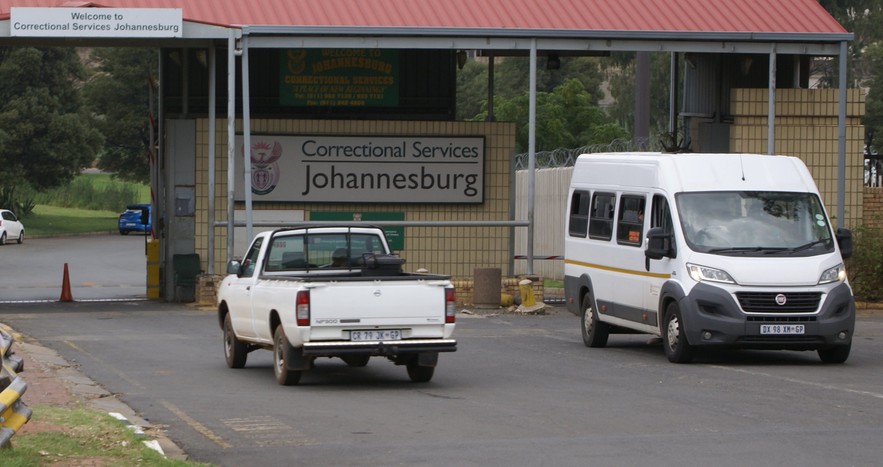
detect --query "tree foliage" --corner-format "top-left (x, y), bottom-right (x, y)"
top-left (604, 52), bottom-right (677, 138)
top-left (83, 47), bottom-right (157, 184)
top-left (456, 56), bottom-right (625, 152)
top-left (0, 47), bottom-right (102, 193)
top-left (817, 0), bottom-right (883, 152)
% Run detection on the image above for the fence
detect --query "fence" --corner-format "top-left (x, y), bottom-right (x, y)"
top-left (1, 328), bottom-right (31, 449)
top-left (513, 167), bottom-right (572, 280)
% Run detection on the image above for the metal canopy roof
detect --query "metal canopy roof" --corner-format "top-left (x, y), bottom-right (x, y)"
top-left (0, 0), bottom-right (853, 55)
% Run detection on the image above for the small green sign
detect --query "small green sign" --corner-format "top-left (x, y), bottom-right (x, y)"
top-left (309, 212), bottom-right (405, 251)
top-left (280, 49), bottom-right (399, 107)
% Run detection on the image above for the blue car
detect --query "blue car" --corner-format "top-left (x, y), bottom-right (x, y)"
top-left (118, 204), bottom-right (151, 235)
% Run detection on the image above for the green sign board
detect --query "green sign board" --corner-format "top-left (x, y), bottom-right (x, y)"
top-left (309, 212), bottom-right (405, 251)
top-left (279, 49), bottom-right (399, 107)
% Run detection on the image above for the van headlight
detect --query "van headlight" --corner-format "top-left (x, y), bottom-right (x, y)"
top-left (818, 263), bottom-right (846, 284)
top-left (687, 263), bottom-right (736, 284)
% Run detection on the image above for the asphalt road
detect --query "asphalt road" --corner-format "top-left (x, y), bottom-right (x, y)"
top-left (3, 236), bottom-right (883, 466)
top-left (1, 300), bottom-right (883, 467)
top-left (0, 234), bottom-right (148, 302)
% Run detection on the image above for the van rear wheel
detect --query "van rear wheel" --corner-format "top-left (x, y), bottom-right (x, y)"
top-left (581, 292), bottom-right (609, 348)
top-left (663, 302), bottom-right (694, 363)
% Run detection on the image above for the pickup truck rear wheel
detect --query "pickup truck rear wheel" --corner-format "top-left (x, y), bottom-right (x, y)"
top-left (273, 326), bottom-right (302, 385)
top-left (406, 363), bottom-right (435, 382)
top-left (223, 314), bottom-right (248, 369)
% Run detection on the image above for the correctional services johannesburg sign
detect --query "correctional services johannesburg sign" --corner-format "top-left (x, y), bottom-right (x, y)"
top-left (234, 135), bottom-right (484, 204)
top-left (10, 8), bottom-right (182, 38)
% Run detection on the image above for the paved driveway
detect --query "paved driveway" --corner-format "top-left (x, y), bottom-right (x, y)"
top-left (0, 234), bottom-right (147, 302)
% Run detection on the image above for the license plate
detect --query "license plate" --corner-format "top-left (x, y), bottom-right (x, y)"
top-left (760, 324), bottom-right (805, 335)
top-left (350, 330), bottom-right (401, 341)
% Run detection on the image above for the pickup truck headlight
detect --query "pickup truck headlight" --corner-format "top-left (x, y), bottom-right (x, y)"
top-left (818, 263), bottom-right (846, 284)
top-left (687, 263), bottom-right (736, 284)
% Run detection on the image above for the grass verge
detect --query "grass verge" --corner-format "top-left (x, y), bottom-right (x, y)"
top-left (3, 404), bottom-right (205, 467)
top-left (24, 205), bottom-right (120, 237)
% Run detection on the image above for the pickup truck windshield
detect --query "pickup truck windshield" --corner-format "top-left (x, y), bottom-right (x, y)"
top-left (676, 191), bottom-right (834, 257)
top-left (263, 232), bottom-right (386, 271)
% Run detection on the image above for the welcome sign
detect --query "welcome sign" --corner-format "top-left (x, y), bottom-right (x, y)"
top-left (233, 135), bottom-right (485, 204)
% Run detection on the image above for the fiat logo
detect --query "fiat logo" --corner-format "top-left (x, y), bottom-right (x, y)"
top-left (373, 289), bottom-right (382, 297)
top-left (775, 294), bottom-right (787, 306)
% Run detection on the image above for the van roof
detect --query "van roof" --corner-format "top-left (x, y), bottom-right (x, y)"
top-left (572, 152), bottom-right (819, 194)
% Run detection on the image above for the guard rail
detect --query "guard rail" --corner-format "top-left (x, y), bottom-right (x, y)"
top-left (1, 328), bottom-right (32, 449)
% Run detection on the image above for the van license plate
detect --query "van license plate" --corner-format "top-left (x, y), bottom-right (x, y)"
top-left (760, 324), bottom-right (805, 335)
top-left (350, 330), bottom-right (402, 341)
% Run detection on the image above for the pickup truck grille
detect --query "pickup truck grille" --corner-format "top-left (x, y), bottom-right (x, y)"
top-left (735, 292), bottom-right (821, 314)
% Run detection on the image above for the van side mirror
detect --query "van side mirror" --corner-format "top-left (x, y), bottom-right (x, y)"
top-left (836, 228), bottom-right (852, 260)
top-left (645, 227), bottom-right (676, 260)
top-left (227, 260), bottom-right (242, 275)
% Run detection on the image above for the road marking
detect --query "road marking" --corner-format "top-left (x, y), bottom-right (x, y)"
top-left (221, 416), bottom-right (315, 446)
top-left (711, 365), bottom-right (883, 400)
top-left (161, 400), bottom-right (231, 449)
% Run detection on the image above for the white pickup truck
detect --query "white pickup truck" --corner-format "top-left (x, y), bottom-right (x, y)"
top-left (217, 225), bottom-right (457, 385)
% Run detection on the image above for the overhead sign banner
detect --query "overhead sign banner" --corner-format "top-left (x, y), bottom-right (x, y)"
top-left (10, 8), bottom-right (183, 38)
top-left (279, 49), bottom-right (399, 107)
top-left (234, 135), bottom-right (484, 204)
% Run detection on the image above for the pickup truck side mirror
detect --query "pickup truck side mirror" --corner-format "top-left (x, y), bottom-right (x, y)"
top-left (227, 260), bottom-right (242, 275)
top-left (645, 227), bottom-right (676, 261)
top-left (836, 228), bottom-right (853, 260)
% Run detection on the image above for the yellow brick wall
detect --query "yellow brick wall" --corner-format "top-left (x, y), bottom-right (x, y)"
top-left (730, 88), bottom-right (865, 227)
top-left (195, 119), bottom-right (516, 278)
top-left (862, 188), bottom-right (883, 228)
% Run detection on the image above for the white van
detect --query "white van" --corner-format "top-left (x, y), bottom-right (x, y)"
top-left (563, 152), bottom-right (855, 363)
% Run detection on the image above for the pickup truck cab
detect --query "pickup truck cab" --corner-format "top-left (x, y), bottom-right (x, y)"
top-left (217, 225), bottom-right (457, 385)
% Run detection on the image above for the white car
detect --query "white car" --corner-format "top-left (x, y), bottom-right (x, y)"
top-left (0, 209), bottom-right (24, 245)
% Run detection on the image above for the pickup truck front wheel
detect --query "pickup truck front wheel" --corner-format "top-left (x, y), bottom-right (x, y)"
top-left (273, 326), bottom-right (303, 385)
top-left (224, 314), bottom-right (248, 369)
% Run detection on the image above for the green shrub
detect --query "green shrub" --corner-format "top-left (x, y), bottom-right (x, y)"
top-left (31, 173), bottom-right (147, 211)
top-left (845, 223), bottom-right (883, 301)
top-left (0, 186), bottom-right (36, 217)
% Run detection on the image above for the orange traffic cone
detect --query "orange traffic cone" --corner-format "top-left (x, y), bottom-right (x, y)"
top-left (60, 263), bottom-right (74, 302)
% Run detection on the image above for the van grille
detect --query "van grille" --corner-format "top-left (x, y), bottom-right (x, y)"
top-left (736, 292), bottom-right (821, 314)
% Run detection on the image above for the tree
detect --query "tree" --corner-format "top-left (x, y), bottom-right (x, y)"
top-left (816, 1), bottom-right (883, 152)
top-left (0, 47), bottom-right (103, 194)
top-left (492, 79), bottom-right (628, 153)
top-left (83, 48), bottom-right (158, 184)
top-left (456, 55), bottom-right (621, 150)
top-left (604, 52), bottom-right (679, 140)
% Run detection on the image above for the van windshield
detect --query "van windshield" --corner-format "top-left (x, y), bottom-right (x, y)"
top-left (676, 191), bottom-right (834, 256)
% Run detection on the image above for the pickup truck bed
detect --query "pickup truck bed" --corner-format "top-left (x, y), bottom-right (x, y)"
top-left (217, 225), bottom-right (457, 385)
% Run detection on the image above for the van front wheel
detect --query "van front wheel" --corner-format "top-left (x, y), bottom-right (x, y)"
top-left (581, 292), bottom-right (609, 348)
top-left (818, 344), bottom-right (850, 364)
top-left (663, 302), bottom-right (694, 363)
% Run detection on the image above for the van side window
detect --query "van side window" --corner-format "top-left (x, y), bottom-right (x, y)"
top-left (568, 190), bottom-right (591, 237)
top-left (588, 192), bottom-right (615, 240)
top-left (616, 195), bottom-right (646, 246)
